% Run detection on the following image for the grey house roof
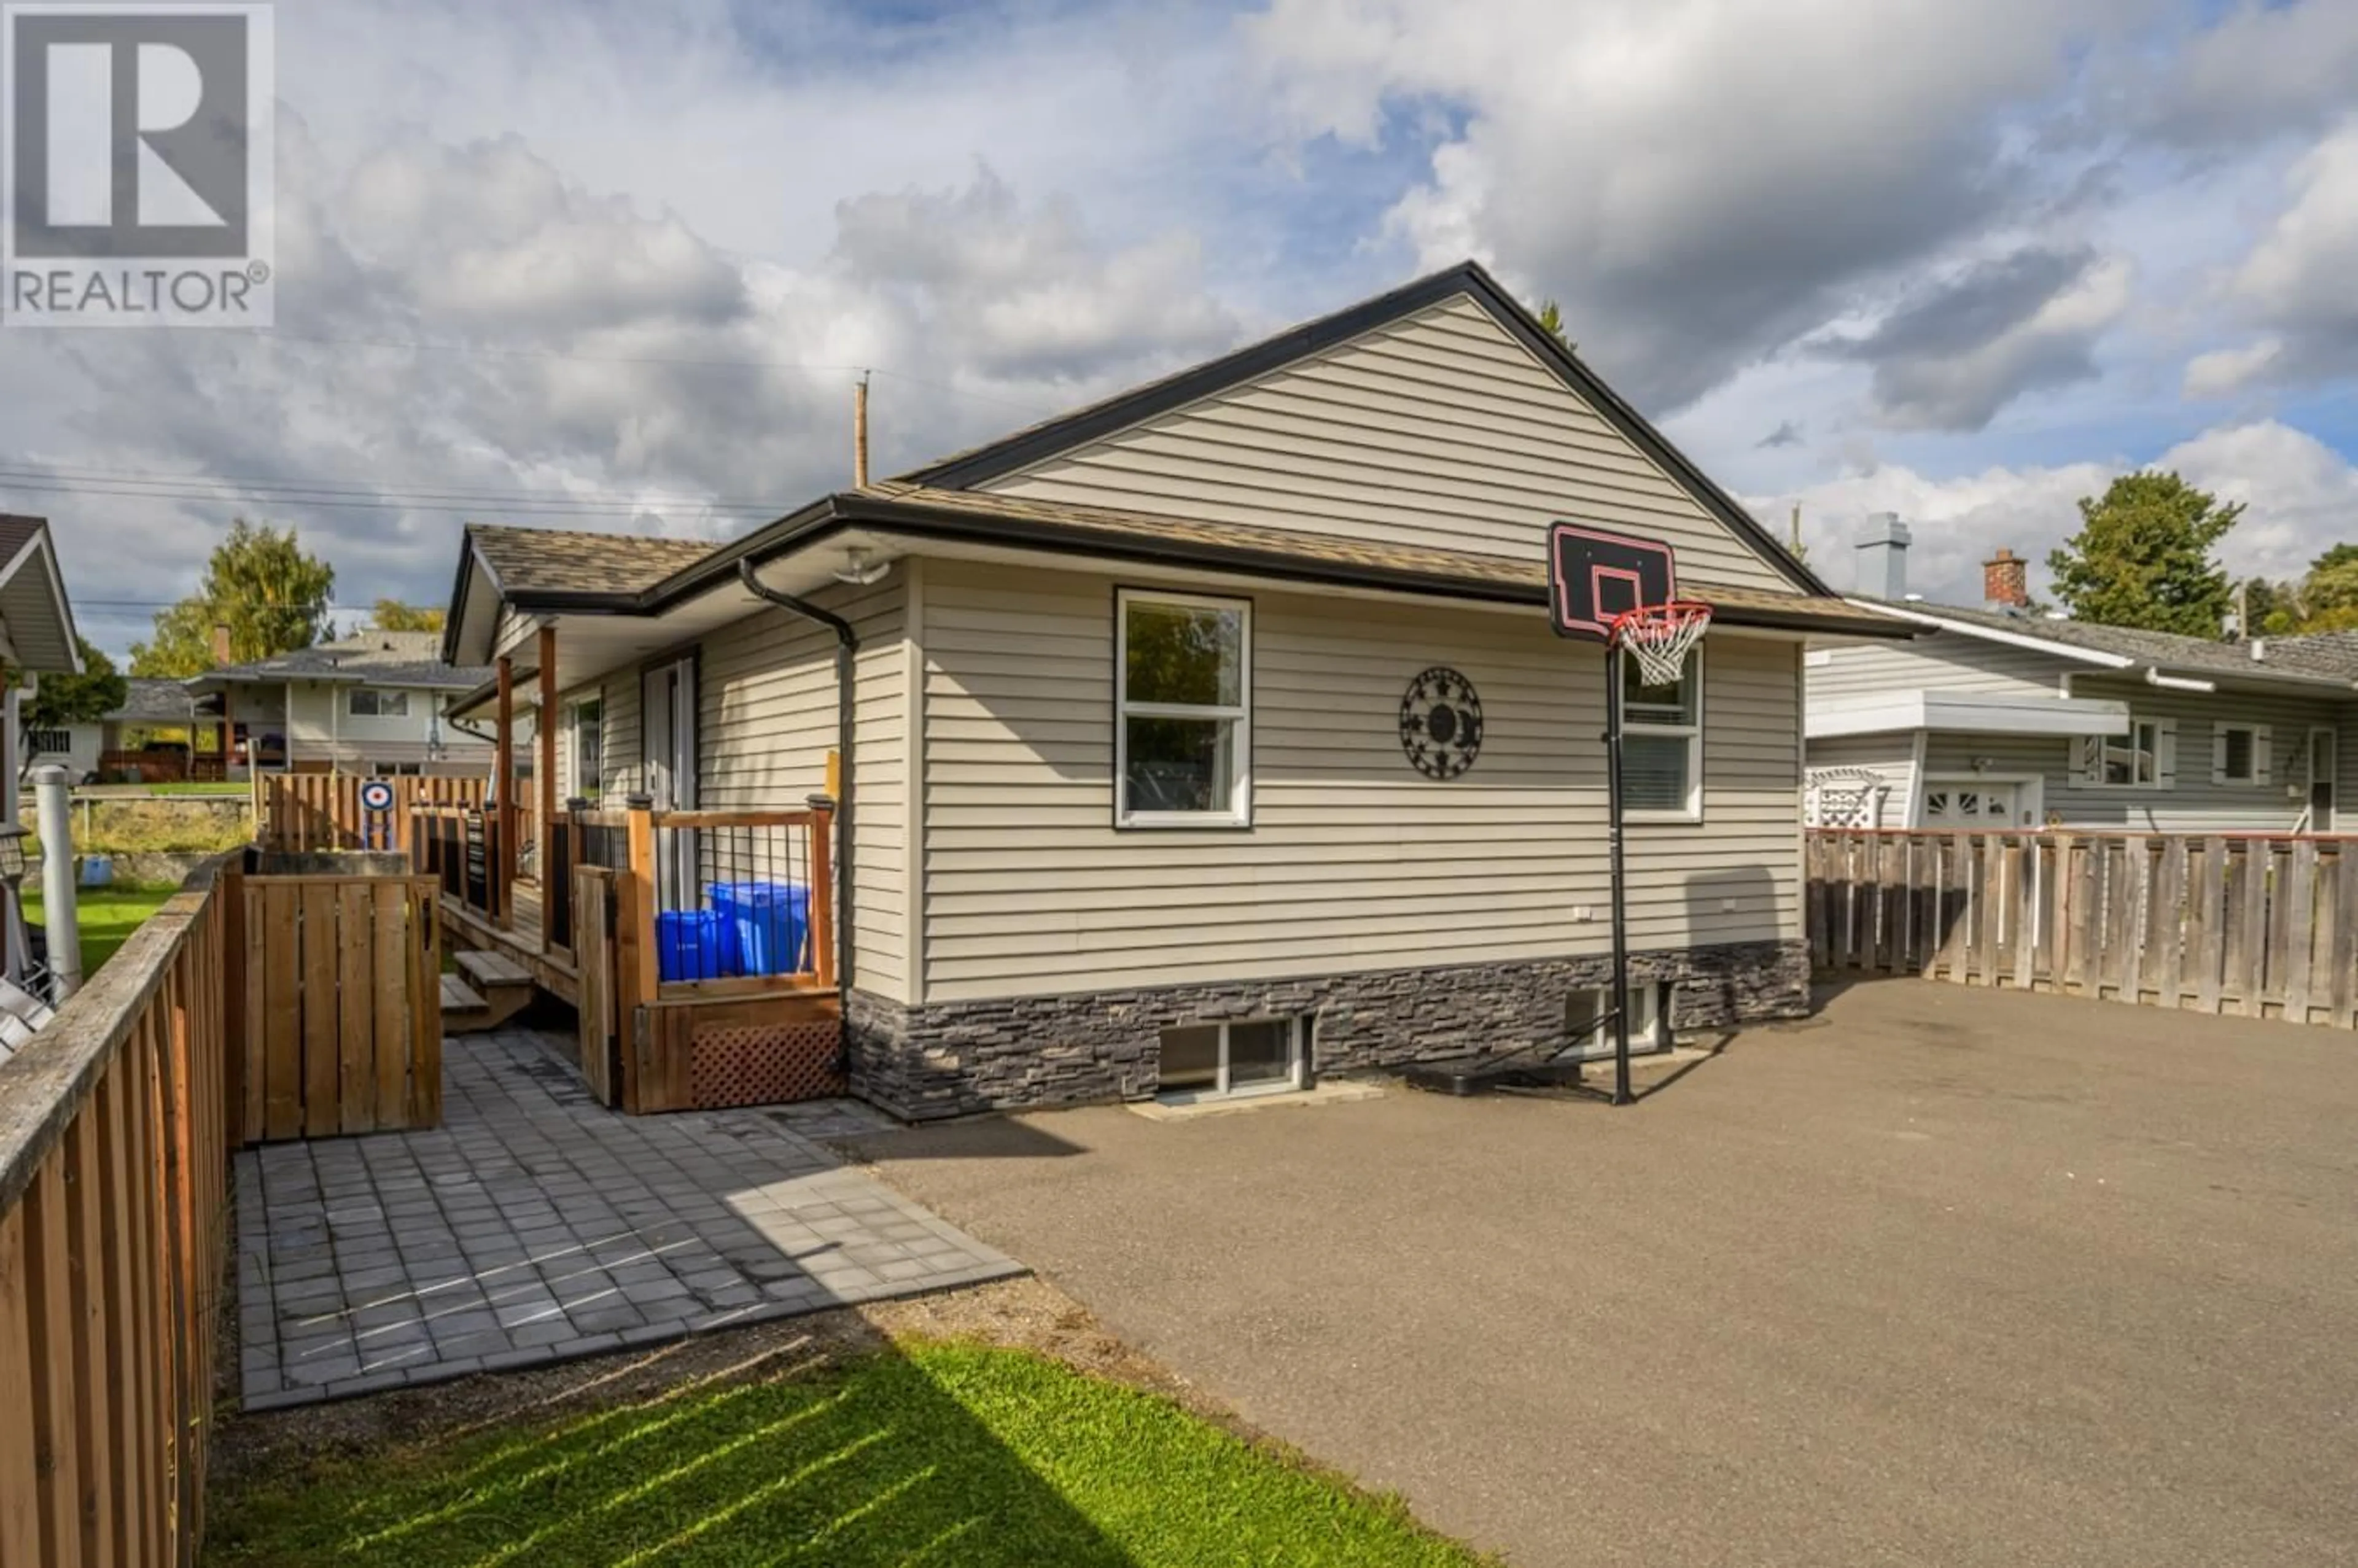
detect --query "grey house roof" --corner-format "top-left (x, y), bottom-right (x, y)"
top-left (102, 677), bottom-right (204, 724)
top-left (189, 630), bottom-right (491, 691)
top-left (1857, 597), bottom-right (2358, 693)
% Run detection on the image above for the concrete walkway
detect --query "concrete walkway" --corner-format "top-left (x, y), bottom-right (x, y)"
top-left (235, 1030), bottom-right (1021, 1409)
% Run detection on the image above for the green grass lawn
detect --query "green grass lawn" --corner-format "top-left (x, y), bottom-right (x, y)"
top-left (23, 883), bottom-right (175, 977)
top-left (204, 1342), bottom-right (1485, 1567)
top-left (144, 781), bottom-right (251, 796)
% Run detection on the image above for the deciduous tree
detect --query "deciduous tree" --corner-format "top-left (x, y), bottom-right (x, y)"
top-left (130, 521), bottom-right (335, 675)
top-left (2046, 472), bottom-right (2239, 638)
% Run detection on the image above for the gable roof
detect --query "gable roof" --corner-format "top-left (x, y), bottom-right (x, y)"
top-left (466, 523), bottom-right (715, 597)
top-left (190, 629), bottom-right (489, 691)
top-left (901, 260), bottom-right (1826, 598)
top-left (1858, 598), bottom-right (2358, 692)
top-left (0, 514), bottom-right (82, 673)
top-left (103, 678), bottom-right (204, 724)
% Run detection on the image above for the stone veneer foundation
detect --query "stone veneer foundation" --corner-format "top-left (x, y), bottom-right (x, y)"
top-left (844, 939), bottom-right (1810, 1121)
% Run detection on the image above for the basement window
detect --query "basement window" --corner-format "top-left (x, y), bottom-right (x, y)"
top-left (1158, 1017), bottom-right (1306, 1101)
top-left (1565, 984), bottom-right (1668, 1060)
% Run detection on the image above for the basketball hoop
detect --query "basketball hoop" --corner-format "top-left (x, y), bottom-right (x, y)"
top-left (1609, 600), bottom-right (1712, 688)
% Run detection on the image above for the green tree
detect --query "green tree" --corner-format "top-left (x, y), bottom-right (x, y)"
top-left (10, 637), bottom-right (128, 731)
top-left (370, 599), bottom-right (445, 633)
top-left (1533, 298), bottom-right (1576, 353)
top-left (2046, 472), bottom-right (2241, 638)
top-left (130, 521), bottom-right (335, 675)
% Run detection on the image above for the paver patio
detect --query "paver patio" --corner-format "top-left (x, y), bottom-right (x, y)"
top-left (235, 1030), bottom-right (1022, 1409)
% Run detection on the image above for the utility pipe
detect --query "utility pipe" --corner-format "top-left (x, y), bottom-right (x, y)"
top-left (32, 766), bottom-right (79, 1000)
top-left (738, 559), bottom-right (858, 994)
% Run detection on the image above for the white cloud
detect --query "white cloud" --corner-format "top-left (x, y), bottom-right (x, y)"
top-left (2182, 339), bottom-right (2281, 397)
top-left (1772, 419), bottom-right (2357, 604)
top-left (1245, 0), bottom-right (2135, 411)
top-left (2209, 119), bottom-right (2358, 382)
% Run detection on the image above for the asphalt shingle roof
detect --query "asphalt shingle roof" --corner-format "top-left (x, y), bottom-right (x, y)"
top-left (1875, 599), bottom-right (2358, 689)
top-left (102, 677), bottom-right (202, 723)
top-left (469, 524), bottom-right (715, 597)
top-left (200, 630), bottom-right (490, 689)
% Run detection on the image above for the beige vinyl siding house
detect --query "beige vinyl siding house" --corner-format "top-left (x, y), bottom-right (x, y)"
top-left (987, 297), bottom-right (1793, 594)
top-left (446, 262), bottom-right (1904, 1118)
top-left (917, 558), bottom-right (1800, 999)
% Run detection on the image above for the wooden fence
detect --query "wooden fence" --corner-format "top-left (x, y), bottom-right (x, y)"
top-left (231, 871), bottom-right (442, 1144)
top-left (1808, 829), bottom-right (2358, 1028)
top-left (0, 852), bottom-right (236, 1566)
top-left (255, 773), bottom-right (487, 856)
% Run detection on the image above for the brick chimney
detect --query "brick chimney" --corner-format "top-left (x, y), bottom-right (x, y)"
top-left (1983, 548), bottom-right (2029, 610)
top-left (211, 623), bottom-right (232, 666)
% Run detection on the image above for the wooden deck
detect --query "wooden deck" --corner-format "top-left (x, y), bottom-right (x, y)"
top-left (438, 879), bottom-right (579, 1007)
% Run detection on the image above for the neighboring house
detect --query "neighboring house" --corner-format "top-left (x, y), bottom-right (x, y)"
top-left (184, 631), bottom-right (494, 777)
top-left (28, 677), bottom-right (208, 782)
top-left (0, 514), bottom-right (88, 990)
top-left (443, 261), bottom-right (1909, 1118)
top-left (1807, 518), bottom-right (2358, 833)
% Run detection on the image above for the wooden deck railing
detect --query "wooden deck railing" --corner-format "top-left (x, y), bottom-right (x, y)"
top-left (0, 852), bottom-right (237, 1564)
top-left (411, 805), bottom-right (505, 925)
top-left (1808, 829), bottom-right (2358, 1028)
top-left (258, 774), bottom-right (488, 856)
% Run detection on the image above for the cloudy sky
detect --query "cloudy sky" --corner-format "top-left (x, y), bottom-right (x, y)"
top-left (10, 0), bottom-right (2358, 660)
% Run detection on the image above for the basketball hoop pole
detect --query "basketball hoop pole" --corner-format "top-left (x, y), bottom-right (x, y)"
top-left (1603, 644), bottom-right (1635, 1107)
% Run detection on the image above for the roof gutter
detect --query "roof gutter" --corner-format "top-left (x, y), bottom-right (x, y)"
top-left (2144, 667), bottom-right (2215, 694)
top-left (497, 495), bottom-right (1905, 639)
top-left (736, 558), bottom-right (857, 998)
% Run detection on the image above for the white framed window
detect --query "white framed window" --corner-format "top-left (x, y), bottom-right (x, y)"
top-left (2212, 723), bottom-right (2270, 786)
top-left (1158, 1016), bottom-right (1307, 1101)
top-left (348, 688), bottom-right (410, 718)
top-left (1566, 984), bottom-right (1667, 1059)
top-left (568, 696), bottom-right (605, 802)
top-left (1619, 647), bottom-right (1702, 821)
top-left (2074, 716), bottom-right (2176, 790)
top-left (1116, 589), bottom-right (1251, 828)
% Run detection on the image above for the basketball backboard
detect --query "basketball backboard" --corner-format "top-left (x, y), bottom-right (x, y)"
top-left (1547, 522), bottom-right (1677, 642)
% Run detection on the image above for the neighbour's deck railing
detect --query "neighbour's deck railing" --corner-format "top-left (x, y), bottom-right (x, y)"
top-left (0, 851), bottom-right (238, 1563)
top-left (260, 774), bottom-right (487, 856)
top-left (1807, 829), bottom-right (2358, 1028)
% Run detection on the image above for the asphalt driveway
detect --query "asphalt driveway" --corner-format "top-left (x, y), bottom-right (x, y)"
top-left (859, 981), bottom-right (2358, 1567)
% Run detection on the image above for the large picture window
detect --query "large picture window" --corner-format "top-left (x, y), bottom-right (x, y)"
top-left (1620, 648), bottom-right (1702, 821)
top-left (348, 688), bottom-right (410, 718)
top-left (1117, 590), bottom-right (1251, 827)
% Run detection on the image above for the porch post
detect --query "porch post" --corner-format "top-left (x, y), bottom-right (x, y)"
top-left (496, 655), bottom-right (515, 930)
top-left (537, 626), bottom-right (558, 955)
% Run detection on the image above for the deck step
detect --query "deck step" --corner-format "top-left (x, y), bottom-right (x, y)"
top-left (440, 974), bottom-right (487, 1014)
top-left (456, 950), bottom-right (534, 990)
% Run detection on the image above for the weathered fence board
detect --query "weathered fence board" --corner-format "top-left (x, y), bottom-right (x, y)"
top-left (1808, 830), bottom-right (2358, 1031)
top-left (236, 873), bottom-right (440, 1144)
top-left (0, 855), bottom-right (236, 1567)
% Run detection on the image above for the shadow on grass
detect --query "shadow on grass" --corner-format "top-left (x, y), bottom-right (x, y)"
top-left (206, 1331), bottom-right (1479, 1568)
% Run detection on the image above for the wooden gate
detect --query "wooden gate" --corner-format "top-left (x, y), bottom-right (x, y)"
top-left (574, 865), bottom-right (617, 1104)
top-left (255, 774), bottom-right (488, 855)
top-left (232, 871), bottom-right (442, 1142)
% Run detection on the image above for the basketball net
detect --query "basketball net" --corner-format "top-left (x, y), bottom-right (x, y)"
top-left (1609, 600), bottom-right (1712, 687)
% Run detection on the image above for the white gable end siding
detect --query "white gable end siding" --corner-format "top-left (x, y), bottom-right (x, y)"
top-left (1808, 633), bottom-right (2068, 702)
top-left (917, 559), bottom-right (1799, 1004)
top-left (980, 297), bottom-right (1794, 594)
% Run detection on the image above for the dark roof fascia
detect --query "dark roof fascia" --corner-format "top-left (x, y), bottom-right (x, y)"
top-left (897, 259), bottom-right (1828, 598)
top-left (507, 492), bottom-right (1903, 640)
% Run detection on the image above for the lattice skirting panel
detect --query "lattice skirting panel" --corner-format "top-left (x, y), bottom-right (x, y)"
top-left (688, 1019), bottom-right (845, 1109)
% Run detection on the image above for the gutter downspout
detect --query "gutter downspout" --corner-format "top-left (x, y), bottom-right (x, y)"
top-left (738, 559), bottom-right (858, 996)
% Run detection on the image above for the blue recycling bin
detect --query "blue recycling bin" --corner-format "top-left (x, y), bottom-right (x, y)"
top-left (708, 881), bottom-right (811, 977)
top-left (655, 909), bottom-right (730, 982)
